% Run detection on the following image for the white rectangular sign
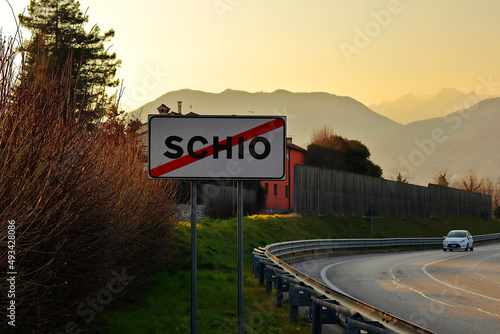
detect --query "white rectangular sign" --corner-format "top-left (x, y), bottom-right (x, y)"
top-left (148, 115), bottom-right (286, 180)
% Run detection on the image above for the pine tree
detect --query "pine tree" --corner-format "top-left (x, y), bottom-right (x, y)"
top-left (19, 0), bottom-right (121, 121)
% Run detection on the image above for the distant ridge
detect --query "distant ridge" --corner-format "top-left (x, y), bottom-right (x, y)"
top-left (370, 87), bottom-right (499, 124)
top-left (131, 89), bottom-right (500, 185)
top-left (369, 97), bottom-right (500, 185)
top-left (130, 89), bottom-right (401, 147)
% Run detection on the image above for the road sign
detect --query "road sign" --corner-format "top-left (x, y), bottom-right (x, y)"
top-left (148, 115), bottom-right (286, 180)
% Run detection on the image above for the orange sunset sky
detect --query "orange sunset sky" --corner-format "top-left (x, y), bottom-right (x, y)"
top-left (2, 0), bottom-right (500, 111)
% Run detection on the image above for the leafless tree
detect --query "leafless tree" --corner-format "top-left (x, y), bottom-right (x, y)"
top-left (388, 164), bottom-right (414, 183)
top-left (433, 169), bottom-right (450, 187)
top-left (310, 124), bottom-right (335, 143)
top-left (455, 170), bottom-right (484, 192)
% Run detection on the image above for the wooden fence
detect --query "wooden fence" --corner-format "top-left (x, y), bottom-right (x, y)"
top-left (294, 165), bottom-right (492, 218)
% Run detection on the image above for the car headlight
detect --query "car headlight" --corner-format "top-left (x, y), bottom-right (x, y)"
top-left (460, 239), bottom-right (467, 244)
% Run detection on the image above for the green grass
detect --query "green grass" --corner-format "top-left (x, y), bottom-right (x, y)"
top-left (87, 214), bottom-right (500, 334)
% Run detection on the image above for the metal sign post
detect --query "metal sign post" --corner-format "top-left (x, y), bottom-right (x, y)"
top-left (191, 181), bottom-right (197, 334)
top-left (237, 181), bottom-right (244, 333)
top-left (148, 115), bottom-right (286, 333)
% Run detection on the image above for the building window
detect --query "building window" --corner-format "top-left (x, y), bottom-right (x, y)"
top-left (264, 183), bottom-right (268, 194)
top-left (285, 185), bottom-right (289, 198)
top-left (274, 184), bottom-right (278, 196)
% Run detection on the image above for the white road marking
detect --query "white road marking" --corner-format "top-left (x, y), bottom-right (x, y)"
top-left (317, 246), bottom-right (500, 319)
top-left (320, 259), bottom-right (360, 297)
top-left (422, 252), bottom-right (500, 303)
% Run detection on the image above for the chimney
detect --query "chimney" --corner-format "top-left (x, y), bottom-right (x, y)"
top-left (177, 101), bottom-right (182, 115)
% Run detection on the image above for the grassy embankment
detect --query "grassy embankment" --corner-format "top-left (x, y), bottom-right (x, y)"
top-left (89, 214), bottom-right (500, 333)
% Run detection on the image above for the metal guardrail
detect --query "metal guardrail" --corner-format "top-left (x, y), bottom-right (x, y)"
top-left (471, 233), bottom-right (500, 242)
top-left (253, 233), bottom-right (500, 333)
top-left (266, 233), bottom-right (500, 257)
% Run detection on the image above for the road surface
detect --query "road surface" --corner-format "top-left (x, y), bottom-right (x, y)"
top-left (292, 243), bottom-right (500, 334)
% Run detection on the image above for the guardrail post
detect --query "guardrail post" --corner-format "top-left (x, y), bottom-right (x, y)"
top-left (253, 256), bottom-right (279, 287)
top-left (311, 297), bottom-right (340, 334)
top-left (311, 299), bottom-right (322, 334)
top-left (275, 274), bottom-right (291, 307)
top-left (258, 260), bottom-right (267, 285)
top-left (252, 249), bottom-right (267, 273)
top-left (252, 254), bottom-right (266, 278)
top-left (261, 266), bottom-right (288, 300)
top-left (290, 303), bottom-right (299, 324)
top-left (251, 251), bottom-right (259, 275)
top-left (289, 283), bottom-right (314, 324)
top-left (264, 266), bottom-right (280, 295)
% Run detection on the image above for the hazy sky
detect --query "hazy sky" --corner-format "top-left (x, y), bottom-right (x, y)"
top-left (2, 0), bottom-right (500, 111)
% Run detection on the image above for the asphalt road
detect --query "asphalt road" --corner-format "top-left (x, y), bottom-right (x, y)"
top-left (292, 243), bottom-right (500, 334)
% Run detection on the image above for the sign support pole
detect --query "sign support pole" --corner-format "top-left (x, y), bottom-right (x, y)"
top-left (148, 115), bottom-right (286, 334)
top-left (237, 181), bottom-right (244, 334)
top-left (191, 181), bottom-right (197, 334)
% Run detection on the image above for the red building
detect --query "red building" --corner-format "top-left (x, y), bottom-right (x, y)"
top-left (262, 138), bottom-right (306, 212)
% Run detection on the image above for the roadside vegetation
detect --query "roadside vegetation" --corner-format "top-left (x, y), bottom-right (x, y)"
top-left (90, 214), bottom-right (500, 333)
top-left (0, 7), bottom-right (177, 332)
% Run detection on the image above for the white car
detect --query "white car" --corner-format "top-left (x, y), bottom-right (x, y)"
top-left (443, 230), bottom-right (473, 251)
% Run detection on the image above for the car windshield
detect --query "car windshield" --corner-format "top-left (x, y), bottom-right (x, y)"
top-left (447, 231), bottom-right (467, 238)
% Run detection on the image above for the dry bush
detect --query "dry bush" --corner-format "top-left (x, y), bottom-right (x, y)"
top-left (450, 170), bottom-right (500, 218)
top-left (0, 33), bottom-right (177, 332)
top-left (432, 169), bottom-right (449, 187)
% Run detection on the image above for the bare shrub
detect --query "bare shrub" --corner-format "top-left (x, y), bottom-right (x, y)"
top-left (453, 170), bottom-right (484, 193)
top-left (0, 32), bottom-right (177, 332)
top-left (450, 170), bottom-right (500, 218)
top-left (432, 169), bottom-right (449, 187)
top-left (387, 164), bottom-right (414, 183)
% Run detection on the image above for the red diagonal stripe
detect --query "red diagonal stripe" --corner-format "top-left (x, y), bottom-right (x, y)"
top-left (150, 118), bottom-right (284, 177)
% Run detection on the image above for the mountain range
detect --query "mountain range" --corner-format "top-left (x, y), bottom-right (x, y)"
top-left (370, 87), bottom-right (497, 124)
top-left (369, 97), bottom-right (500, 185)
top-left (131, 89), bottom-right (500, 186)
top-left (130, 89), bottom-right (401, 147)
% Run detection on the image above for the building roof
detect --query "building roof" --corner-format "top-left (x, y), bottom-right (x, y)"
top-left (156, 103), bottom-right (198, 116)
top-left (157, 104), bottom-right (171, 113)
top-left (286, 142), bottom-right (307, 153)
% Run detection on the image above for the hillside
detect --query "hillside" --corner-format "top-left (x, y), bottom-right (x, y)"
top-left (369, 98), bottom-right (500, 185)
top-left (129, 89), bottom-right (401, 147)
top-left (93, 214), bottom-right (500, 333)
top-left (370, 88), bottom-right (498, 125)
